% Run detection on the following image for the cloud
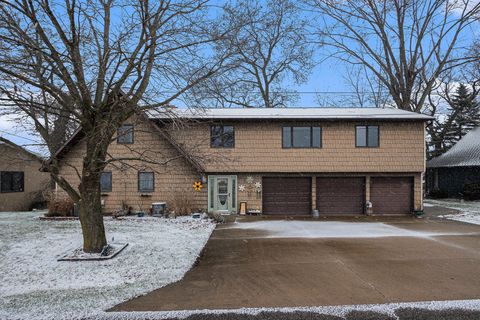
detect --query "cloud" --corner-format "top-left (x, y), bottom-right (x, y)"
top-left (451, 0), bottom-right (480, 18)
top-left (0, 114), bottom-right (48, 156)
top-left (0, 114), bottom-right (16, 130)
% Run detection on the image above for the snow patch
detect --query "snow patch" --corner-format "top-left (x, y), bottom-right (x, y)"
top-left (440, 212), bottom-right (480, 226)
top-left (226, 220), bottom-right (471, 239)
top-left (0, 211), bottom-right (215, 320)
top-left (425, 199), bottom-right (480, 213)
top-left (425, 199), bottom-right (480, 226)
top-left (96, 299), bottom-right (480, 320)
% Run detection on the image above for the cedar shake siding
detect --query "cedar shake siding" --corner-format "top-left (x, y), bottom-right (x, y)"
top-left (170, 121), bottom-right (426, 173)
top-left (56, 109), bottom-right (429, 215)
top-left (57, 117), bottom-right (207, 214)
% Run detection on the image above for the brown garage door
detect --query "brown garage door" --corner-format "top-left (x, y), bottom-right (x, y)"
top-left (371, 177), bottom-right (413, 215)
top-left (316, 177), bottom-right (365, 215)
top-left (262, 177), bottom-right (311, 215)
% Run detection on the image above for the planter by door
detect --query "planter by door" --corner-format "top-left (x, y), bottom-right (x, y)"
top-left (208, 175), bottom-right (237, 213)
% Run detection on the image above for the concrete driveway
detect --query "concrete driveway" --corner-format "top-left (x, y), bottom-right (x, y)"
top-left (112, 215), bottom-right (480, 312)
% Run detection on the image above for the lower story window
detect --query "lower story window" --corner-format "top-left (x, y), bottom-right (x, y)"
top-left (1, 171), bottom-right (24, 193)
top-left (138, 172), bottom-right (154, 192)
top-left (100, 172), bottom-right (112, 193)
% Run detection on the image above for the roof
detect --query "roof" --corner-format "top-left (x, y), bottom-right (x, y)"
top-left (150, 107), bottom-right (434, 121)
top-left (0, 136), bottom-right (44, 162)
top-left (53, 127), bottom-right (84, 159)
top-left (427, 127), bottom-right (480, 168)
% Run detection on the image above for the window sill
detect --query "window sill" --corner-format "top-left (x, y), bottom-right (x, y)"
top-left (140, 193), bottom-right (153, 197)
top-left (101, 193), bottom-right (110, 196)
top-left (282, 147), bottom-right (322, 149)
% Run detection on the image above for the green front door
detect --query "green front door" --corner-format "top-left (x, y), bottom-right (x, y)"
top-left (208, 175), bottom-right (237, 213)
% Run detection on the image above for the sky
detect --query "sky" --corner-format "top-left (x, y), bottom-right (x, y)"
top-left (0, 0), bottom-right (478, 154)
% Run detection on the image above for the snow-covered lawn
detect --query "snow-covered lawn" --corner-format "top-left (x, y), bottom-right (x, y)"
top-left (425, 199), bottom-right (480, 225)
top-left (0, 211), bottom-right (215, 320)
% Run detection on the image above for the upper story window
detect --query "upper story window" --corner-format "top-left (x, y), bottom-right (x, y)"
top-left (117, 124), bottom-right (134, 144)
top-left (356, 125), bottom-right (379, 147)
top-left (211, 125), bottom-right (234, 148)
top-left (282, 126), bottom-right (322, 148)
top-left (138, 171), bottom-right (154, 192)
top-left (1, 171), bottom-right (24, 193)
top-left (100, 172), bottom-right (112, 193)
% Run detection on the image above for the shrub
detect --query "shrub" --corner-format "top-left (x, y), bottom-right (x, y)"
top-left (428, 188), bottom-right (448, 199)
top-left (463, 183), bottom-right (480, 201)
top-left (167, 190), bottom-right (195, 216)
top-left (44, 191), bottom-right (74, 217)
top-left (28, 190), bottom-right (48, 210)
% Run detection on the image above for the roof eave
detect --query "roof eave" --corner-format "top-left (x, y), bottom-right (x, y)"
top-left (153, 116), bottom-right (433, 121)
top-left (428, 163), bottom-right (480, 168)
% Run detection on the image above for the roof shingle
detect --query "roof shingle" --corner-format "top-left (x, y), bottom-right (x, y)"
top-left (150, 107), bottom-right (433, 120)
top-left (427, 127), bottom-right (480, 168)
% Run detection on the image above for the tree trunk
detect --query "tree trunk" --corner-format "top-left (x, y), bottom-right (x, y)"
top-left (78, 170), bottom-right (107, 253)
top-left (77, 133), bottom-right (112, 253)
top-left (73, 106), bottom-right (127, 252)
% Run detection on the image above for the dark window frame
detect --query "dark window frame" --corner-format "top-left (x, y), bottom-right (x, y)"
top-left (117, 124), bottom-right (134, 144)
top-left (210, 125), bottom-right (235, 148)
top-left (282, 126), bottom-right (322, 148)
top-left (355, 125), bottom-right (380, 148)
top-left (0, 171), bottom-right (25, 193)
top-left (138, 171), bottom-right (155, 193)
top-left (100, 172), bottom-right (112, 193)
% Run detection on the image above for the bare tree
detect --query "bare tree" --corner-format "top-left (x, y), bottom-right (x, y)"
top-left (317, 65), bottom-right (392, 108)
top-left (0, 95), bottom-right (76, 154)
top-left (426, 51), bottom-right (480, 159)
top-left (305, 0), bottom-right (480, 112)
top-left (0, 0), bottom-right (232, 252)
top-left (196, 0), bottom-right (314, 108)
top-left (470, 38), bottom-right (480, 80)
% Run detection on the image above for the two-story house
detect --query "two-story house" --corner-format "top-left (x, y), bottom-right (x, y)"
top-left (55, 108), bottom-right (432, 215)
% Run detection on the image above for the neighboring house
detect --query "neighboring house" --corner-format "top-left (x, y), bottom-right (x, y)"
top-left (0, 138), bottom-right (50, 211)
top-left (426, 127), bottom-right (480, 198)
top-left (55, 108), bottom-right (432, 216)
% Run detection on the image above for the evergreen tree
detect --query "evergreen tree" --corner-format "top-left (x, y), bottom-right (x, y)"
top-left (443, 84), bottom-right (480, 151)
